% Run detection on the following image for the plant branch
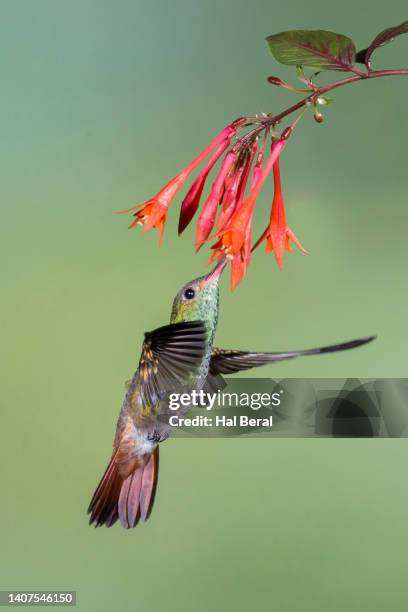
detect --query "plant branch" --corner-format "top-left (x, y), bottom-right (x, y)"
top-left (267, 68), bottom-right (408, 126)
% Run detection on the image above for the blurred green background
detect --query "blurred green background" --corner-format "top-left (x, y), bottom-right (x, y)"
top-left (2, 0), bottom-right (408, 610)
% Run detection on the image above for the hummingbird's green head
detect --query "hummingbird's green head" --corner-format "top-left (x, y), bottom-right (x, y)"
top-left (170, 259), bottom-right (227, 334)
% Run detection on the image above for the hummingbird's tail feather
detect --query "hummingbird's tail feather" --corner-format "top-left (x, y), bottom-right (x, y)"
top-left (88, 451), bottom-right (122, 527)
top-left (88, 448), bottom-right (159, 529)
top-left (118, 448), bottom-right (159, 528)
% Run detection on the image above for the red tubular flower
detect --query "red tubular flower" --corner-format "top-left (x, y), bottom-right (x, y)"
top-left (121, 119), bottom-right (244, 241)
top-left (210, 140), bottom-right (286, 287)
top-left (216, 164), bottom-right (245, 230)
top-left (178, 138), bottom-right (230, 235)
top-left (217, 142), bottom-right (257, 232)
top-left (229, 145), bottom-right (266, 288)
top-left (229, 222), bottom-right (254, 289)
top-left (252, 157), bottom-right (307, 268)
top-left (250, 143), bottom-right (265, 190)
top-left (195, 150), bottom-right (237, 251)
top-left (210, 201), bottom-right (254, 289)
top-left (237, 141), bottom-right (260, 204)
top-left (127, 169), bottom-right (190, 241)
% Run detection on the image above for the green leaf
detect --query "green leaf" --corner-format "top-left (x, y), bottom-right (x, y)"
top-left (363, 20), bottom-right (408, 68)
top-left (266, 30), bottom-right (356, 71)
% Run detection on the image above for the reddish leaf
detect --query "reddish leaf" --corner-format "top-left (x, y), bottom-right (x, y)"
top-left (266, 30), bottom-right (356, 72)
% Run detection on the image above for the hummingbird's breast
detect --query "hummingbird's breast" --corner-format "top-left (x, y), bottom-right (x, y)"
top-left (197, 340), bottom-right (214, 389)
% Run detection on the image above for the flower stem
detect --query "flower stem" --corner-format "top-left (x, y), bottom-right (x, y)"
top-left (268, 68), bottom-right (408, 126)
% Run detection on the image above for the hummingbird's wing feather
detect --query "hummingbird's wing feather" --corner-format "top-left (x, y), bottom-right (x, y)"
top-left (136, 320), bottom-right (208, 407)
top-left (209, 336), bottom-right (376, 374)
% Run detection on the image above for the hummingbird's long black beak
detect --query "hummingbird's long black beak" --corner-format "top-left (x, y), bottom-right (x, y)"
top-left (203, 258), bottom-right (228, 284)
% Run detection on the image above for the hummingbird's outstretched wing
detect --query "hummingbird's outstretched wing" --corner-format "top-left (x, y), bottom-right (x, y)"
top-left (134, 320), bottom-right (208, 407)
top-left (209, 336), bottom-right (376, 375)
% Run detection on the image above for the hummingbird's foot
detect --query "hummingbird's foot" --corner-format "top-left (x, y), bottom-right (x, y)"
top-left (147, 430), bottom-right (168, 444)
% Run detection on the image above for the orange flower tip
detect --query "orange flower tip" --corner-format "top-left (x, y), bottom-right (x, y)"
top-left (292, 240), bottom-right (308, 255)
top-left (128, 219), bottom-right (142, 229)
top-left (287, 228), bottom-right (308, 254)
top-left (116, 203), bottom-right (144, 215)
top-left (230, 270), bottom-right (245, 290)
top-left (196, 226), bottom-right (218, 250)
top-left (230, 276), bottom-right (240, 290)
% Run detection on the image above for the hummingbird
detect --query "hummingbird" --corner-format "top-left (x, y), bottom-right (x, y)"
top-left (88, 260), bottom-right (375, 529)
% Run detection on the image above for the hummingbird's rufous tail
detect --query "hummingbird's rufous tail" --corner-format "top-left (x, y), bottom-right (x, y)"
top-left (88, 448), bottom-right (159, 528)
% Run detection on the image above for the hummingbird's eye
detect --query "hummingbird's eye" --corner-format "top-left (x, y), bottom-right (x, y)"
top-left (184, 287), bottom-right (195, 300)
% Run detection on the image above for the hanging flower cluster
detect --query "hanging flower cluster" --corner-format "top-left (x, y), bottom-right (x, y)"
top-left (120, 118), bottom-right (306, 288)
top-left (119, 21), bottom-right (408, 288)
